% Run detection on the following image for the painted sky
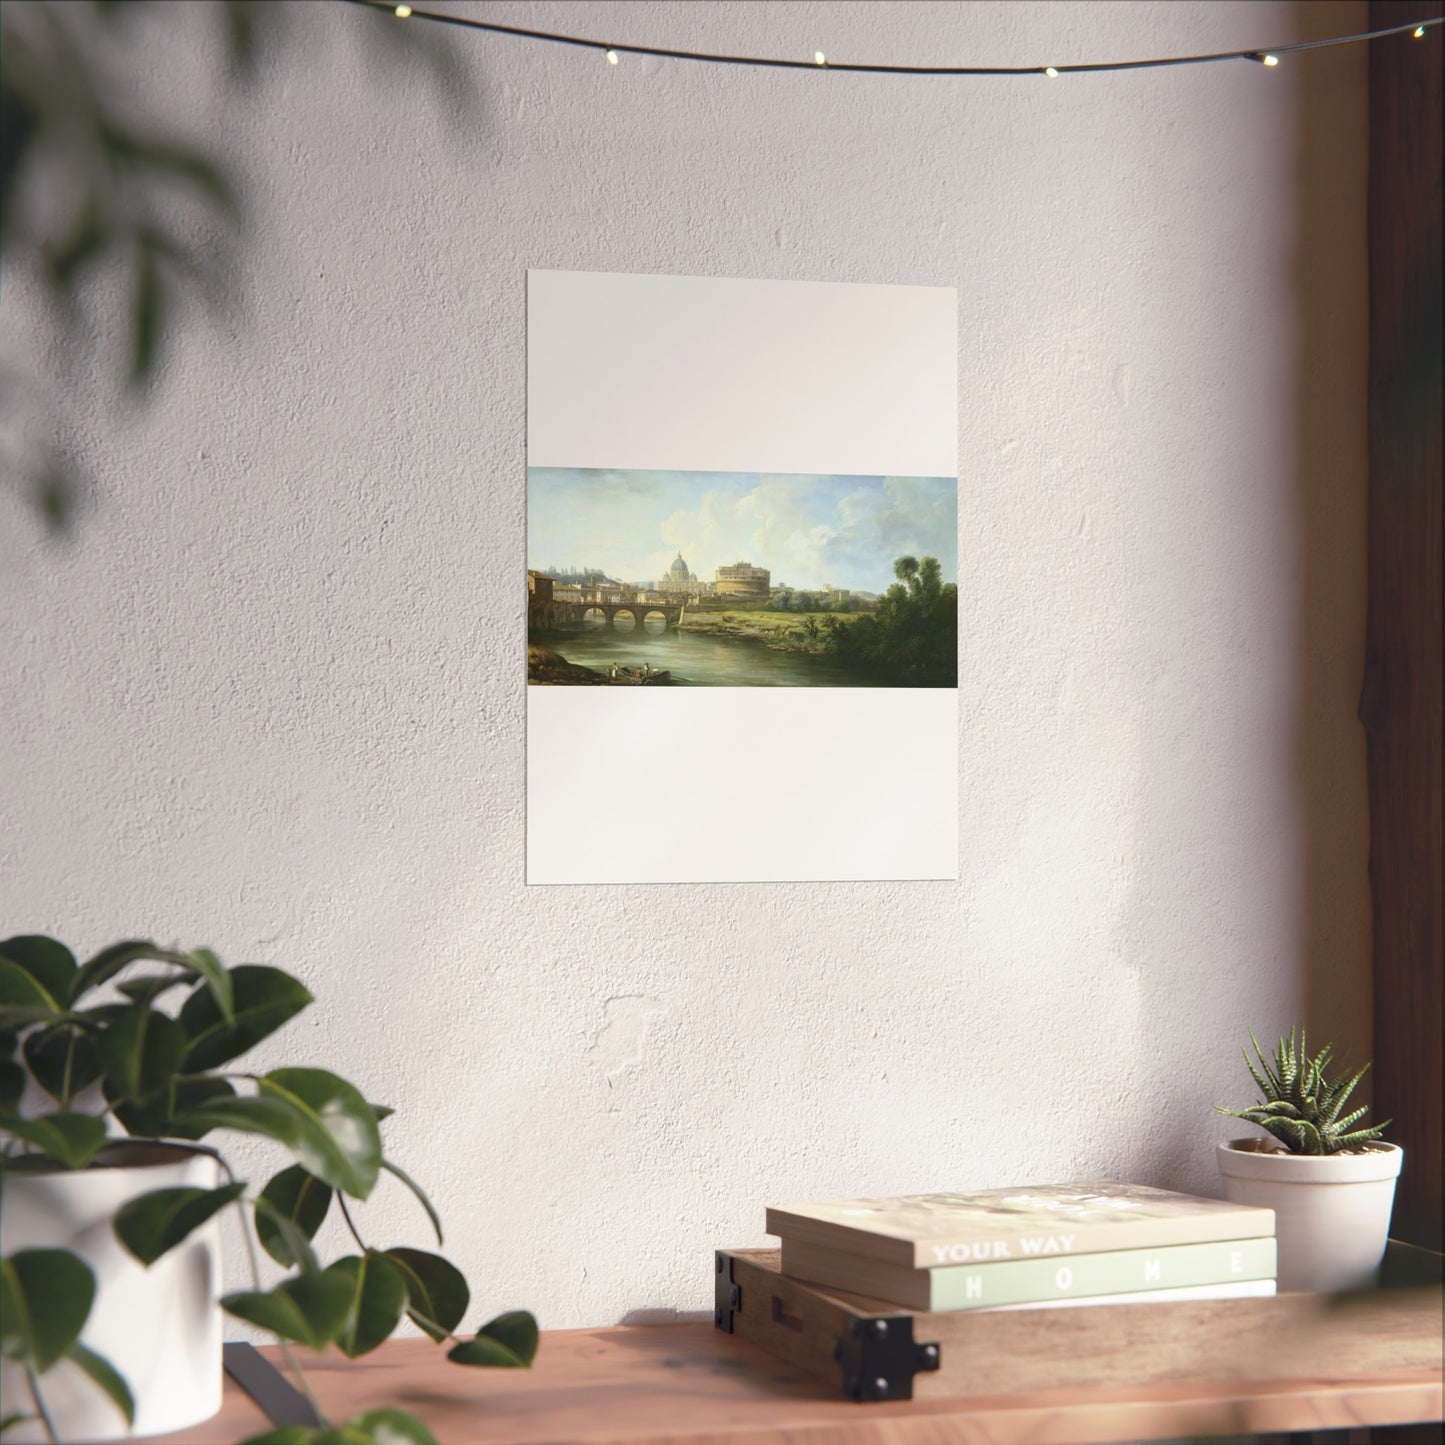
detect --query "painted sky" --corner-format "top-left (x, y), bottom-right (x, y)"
top-left (527, 469), bottom-right (957, 593)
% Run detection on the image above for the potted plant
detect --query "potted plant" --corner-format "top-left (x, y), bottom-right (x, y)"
top-left (0, 934), bottom-right (537, 1444)
top-left (1215, 1025), bottom-right (1402, 1293)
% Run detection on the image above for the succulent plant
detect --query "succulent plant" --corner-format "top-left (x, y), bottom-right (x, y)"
top-left (1216, 1025), bottom-right (1391, 1156)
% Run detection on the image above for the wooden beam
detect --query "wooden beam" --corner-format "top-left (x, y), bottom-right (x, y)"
top-left (1364, 0), bottom-right (1444, 1265)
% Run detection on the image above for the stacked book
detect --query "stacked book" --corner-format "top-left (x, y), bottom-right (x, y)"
top-left (766, 1181), bottom-right (1277, 1312)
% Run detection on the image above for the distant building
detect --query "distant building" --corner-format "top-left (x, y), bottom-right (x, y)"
top-left (527, 570), bottom-right (556, 630)
top-left (716, 560), bottom-right (771, 597)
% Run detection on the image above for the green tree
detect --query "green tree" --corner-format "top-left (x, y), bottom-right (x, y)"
top-left (833, 554), bottom-right (956, 685)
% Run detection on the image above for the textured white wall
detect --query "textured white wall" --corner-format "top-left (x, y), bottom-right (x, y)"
top-left (0, 0), bottom-right (1369, 1331)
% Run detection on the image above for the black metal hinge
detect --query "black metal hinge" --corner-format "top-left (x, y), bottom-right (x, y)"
top-left (714, 1250), bottom-right (742, 1332)
top-left (833, 1313), bottom-right (941, 1401)
top-left (223, 1341), bottom-right (320, 1427)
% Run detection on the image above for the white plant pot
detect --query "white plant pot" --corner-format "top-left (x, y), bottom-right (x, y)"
top-left (0, 1141), bottom-right (224, 1442)
top-left (1216, 1137), bottom-right (1403, 1293)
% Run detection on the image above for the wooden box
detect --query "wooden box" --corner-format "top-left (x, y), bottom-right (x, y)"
top-left (715, 1243), bottom-right (1445, 1404)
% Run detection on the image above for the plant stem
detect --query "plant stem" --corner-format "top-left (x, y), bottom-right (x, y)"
top-left (60, 1032), bottom-right (77, 1109)
top-left (337, 1194), bottom-right (367, 1253)
top-left (24, 1364), bottom-right (57, 1444)
top-left (219, 1157), bottom-right (327, 1427)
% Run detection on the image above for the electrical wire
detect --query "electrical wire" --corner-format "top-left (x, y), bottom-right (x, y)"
top-left (339, 1), bottom-right (1442, 78)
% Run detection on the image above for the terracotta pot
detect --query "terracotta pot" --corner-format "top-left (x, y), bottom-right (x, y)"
top-left (0, 1140), bottom-right (224, 1441)
top-left (1216, 1137), bottom-right (1403, 1293)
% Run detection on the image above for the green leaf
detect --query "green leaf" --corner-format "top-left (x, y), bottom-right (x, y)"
top-left (180, 966), bottom-right (312, 1071)
top-left (108, 1074), bottom-right (239, 1142)
top-left (256, 1165), bottom-right (332, 1268)
top-left (252, 1196), bottom-right (321, 1276)
top-left (258, 1070), bottom-right (381, 1200)
top-left (310, 1430), bottom-right (374, 1445)
top-left (44, 199), bottom-right (107, 289)
top-left (104, 1076), bottom-right (172, 1140)
top-left (98, 1006), bottom-right (187, 1103)
top-left (0, 1060), bottom-right (24, 1114)
top-left (113, 1182), bottom-right (245, 1265)
top-left (67, 1340), bottom-right (135, 1426)
top-left (382, 1248), bottom-right (468, 1342)
top-left (171, 1095), bottom-right (311, 1159)
top-left (1333, 1121), bottom-right (1392, 1151)
top-left (182, 948), bottom-right (233, 1022)
top-left (447, 1310), bottom-right (538, 1369)
top-left (370, 1103), bottom-right (394, 1122)
top-left (238, 1431), bottom-right (314, 1445)
top-left (380, 1158), bottom-right (442, 1246)
top-left (0, 938), bottom-right (76, 1008)
top-left (71, 941), bottom-right (175, 1000)
top-left (102, 126), bottom-right (240, 219)
top-left (0, 1261), bottom-right (22, 1358)
top-left (351, 1409), bottom-right (441, 1445)
top-left (222, 1272), bottom-right (353, 1351)
top-left (129, 238), bottom-right (164, 389)
top-left (116, 975), bottom-right (191, 1008)
top-left (0, 1248), bottom-right (95, 1371)
top-left (1, 1414), bottom-right (36, 1435)
top-left (0, 960), bottom-right (60, 1027)
top-left (141, 1076), bottom-right (239, 1142)
top-left (0, 1112), bottom-right (108, 1168)
top-left (178, 1082), bottom-right (379, 1199)
top-left (326, 1253), bottom-right (407, 1359)
top-left (23, 1027), bottom-right (102, 1102)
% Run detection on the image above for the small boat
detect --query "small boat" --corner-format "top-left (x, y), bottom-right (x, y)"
top-left (609, 667), bottom-right (671, 685)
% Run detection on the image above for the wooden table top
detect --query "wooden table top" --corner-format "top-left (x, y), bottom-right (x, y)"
top-left (150, 1320), bottom-right (1444, 1445)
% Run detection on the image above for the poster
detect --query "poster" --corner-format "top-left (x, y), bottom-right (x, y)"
top-left (526, 269), bottom-right (957, 884)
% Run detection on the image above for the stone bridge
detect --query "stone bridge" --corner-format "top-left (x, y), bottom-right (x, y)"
top-left (567, 601), bottom-right (684, 631)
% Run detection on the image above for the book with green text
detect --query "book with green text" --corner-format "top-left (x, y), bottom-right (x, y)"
top-left (766, 1181), bottom-right (1274, 1269)
top-left (779, 1234), bottom-right (1278, 1310)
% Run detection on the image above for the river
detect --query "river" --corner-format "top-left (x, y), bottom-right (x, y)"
top-left (533, 618), bottom-right (890, 687)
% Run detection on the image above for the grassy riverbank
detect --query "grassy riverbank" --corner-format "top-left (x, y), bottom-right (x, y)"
top-left (677, 609), bottom-right (860, 655)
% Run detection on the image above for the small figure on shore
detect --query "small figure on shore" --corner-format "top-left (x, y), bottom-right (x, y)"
top-left (610, 662), bottom-right (619, 680)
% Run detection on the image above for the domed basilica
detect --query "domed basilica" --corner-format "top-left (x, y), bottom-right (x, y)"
top-left (658, 551), bottom-right (699, 594)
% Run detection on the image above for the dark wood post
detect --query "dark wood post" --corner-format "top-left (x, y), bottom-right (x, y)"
top-left (1364, 1), bottom-right (1443, 1258)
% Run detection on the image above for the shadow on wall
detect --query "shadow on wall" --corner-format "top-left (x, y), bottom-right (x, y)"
top-left (1287, 0), bottom-right (1372, 1089)
top-left (1133, 0), bottom-right (1373, 1197)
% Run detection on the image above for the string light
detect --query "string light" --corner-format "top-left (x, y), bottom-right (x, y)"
top-left (339, 3), bottom-right (1443, 78)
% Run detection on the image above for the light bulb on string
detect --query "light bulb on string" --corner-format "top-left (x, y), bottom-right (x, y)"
top-left (338, 3), bottom-right (1440, 80)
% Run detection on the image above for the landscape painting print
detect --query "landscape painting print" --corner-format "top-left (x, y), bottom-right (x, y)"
top-left (527, 470), bottom-right (957, 689)
top-left (526, 268), bottom-right (957, 884)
